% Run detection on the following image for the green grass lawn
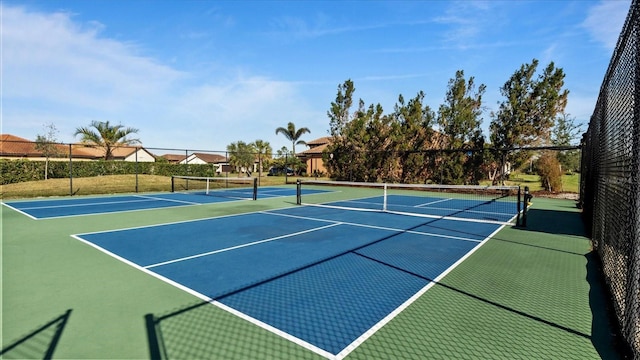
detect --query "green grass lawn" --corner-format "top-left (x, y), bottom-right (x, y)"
top-left (0, 174), bottom-right (297, 200)
top-left (0, 173), bottom-right (579, 200)
top-left (506, 172), bottom-right (580, 193)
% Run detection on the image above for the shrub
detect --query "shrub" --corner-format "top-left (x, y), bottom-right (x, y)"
top-left (536, 151), bottom-right (563, 192)
top-left (0, 159), bottom-right (224, 185)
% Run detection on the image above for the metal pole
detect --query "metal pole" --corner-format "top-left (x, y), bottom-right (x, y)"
top-left (285, 154), bottom-right (288, 183)
top-left (517, 186), bottom-right (522, 226)
top-left (523, 186), bottom-right (530, 227)
top-left (68, 144), bottom-right (73, 196)
top-left (135, 147), bottom-right (139, 193)
top-left (258, 153), bottom-right (261, 186)
top-left (253, 178), bottom-right (258, 200)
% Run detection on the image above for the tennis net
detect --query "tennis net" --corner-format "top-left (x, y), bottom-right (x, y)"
top-left (296, 180), bottom-right (525, 226)
top-left (171, 176), bottom-right (257, 200)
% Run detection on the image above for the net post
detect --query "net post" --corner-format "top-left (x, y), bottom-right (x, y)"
top-left (296, 179), bottom-right (301, 205)
top-left (69, 144), bottom-right (74, 196)
top-left (253, 177), bottom-right (258, 200)
top-left (522, 186), bottom-right (530, 227)
top-left (171, 176), bottom-right (175, 193)
top-left (206, 178), bottom-right (210, 195)
top-left (517, 186), bottom-right (522, 226)
top-left (383, 183), bottom-right (388, 211)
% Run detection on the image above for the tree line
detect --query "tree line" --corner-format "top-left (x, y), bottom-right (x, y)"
top-left (33, 58), bottom-right (580, 190)
top-left (325, 58), bottom-right (581, 189)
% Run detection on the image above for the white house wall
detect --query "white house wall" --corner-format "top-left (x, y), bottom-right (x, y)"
top-left (124, 150), bottom-right (156, 162)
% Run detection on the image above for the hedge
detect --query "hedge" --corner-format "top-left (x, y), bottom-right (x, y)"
top-left (0, 159), bottom-right (220, 185)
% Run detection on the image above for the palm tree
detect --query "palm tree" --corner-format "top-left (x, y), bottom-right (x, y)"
top-left (275, 122), bottom-right (311, 155)
top-left (275, 122), bottom-right (310, 174)
top-left (74, 120), bottom-right (140, 160)
top-left (227, 141), bottom-right (256, 176)
top-left (252, 139), bottom-right (272, 181)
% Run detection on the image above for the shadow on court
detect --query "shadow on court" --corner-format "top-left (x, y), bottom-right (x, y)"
top-left (517, 205), bottom-right (627, 359)
top-left (0, 309), bottom-right (72, 360)
top-left (145, 301), bottom-right (323, 360)
top-left (142, 202), bottom-right (629, 359)
top-left (522, 207), bottom-right (587, 237)
top-left (585, 251), bottom-right (633, 359)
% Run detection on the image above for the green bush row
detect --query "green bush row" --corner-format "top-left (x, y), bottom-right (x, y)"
top-left (0, 159), bottom-right (220, 185)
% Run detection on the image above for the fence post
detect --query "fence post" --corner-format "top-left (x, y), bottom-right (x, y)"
top-left (135, 147), bottom-right (139, 193)
top-left (522, 186), bottom-right (530, 227)
top-left (68, 144), bottom-right (73, 196)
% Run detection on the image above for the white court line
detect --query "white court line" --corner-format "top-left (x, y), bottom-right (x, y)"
top-left (340, 197), bottom-right (516, 218)
top-left (334, 219), bottom-right (509, 360)
top-left (1, 202), bottom-right (39, 220)
top-left (13, 197), bottom-right (160, 210)
top-left (258, 187), bottom-right (296, 193)
top-left (134, 194), bottom-right (201, 205)
top-left (144, 223), bottom-right (343, 269)
top-left (414, 198), bottom-right (452, 207)
top-left (70, 231), bottom-right (335, 359)
top-left (212, 300), bottom-right (335, 358)
top-left (384, 209), bottom-right (515, 226)
top-left (74, 206), bottom-right (304, 236)
top-left (6, 192), bottom-right (226, 220)
top-left (29, 203), bottom-right (204, 221)
top-left (409, 205), bottom-right (515, 217)
top-left (262, 210), bottom-right (484, 243)
top-left (259, 192), bottom-right (288, 198)
top-left (70, 205), bottom-right (510, 359)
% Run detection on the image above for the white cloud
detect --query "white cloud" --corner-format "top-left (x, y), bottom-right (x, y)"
top-left (582, 0), bottom-right (631, 50)
top-left (3, 6), bottom-right (184, 109)
top-left (434, 1), bottom-right (497, 47)
top-left (1, 4), bottom-right (324, 151)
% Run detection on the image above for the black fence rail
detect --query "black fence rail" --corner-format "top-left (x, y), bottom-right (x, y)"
top-left (0, 141), bottom-right (298, 197)
top-left (580, 0), bottom-right (640, 357)
top-left (2, 135), bottom-right (582, 199)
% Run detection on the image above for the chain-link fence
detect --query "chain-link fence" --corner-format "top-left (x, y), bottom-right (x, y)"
top-left (325, 146), bottom-right (579, 190)
top-left (580, 0), bottom-right (640, 357)
top-left (1, 136), bottom-right (582, 199)
top-left (0, 140), bottom-right (301, 198)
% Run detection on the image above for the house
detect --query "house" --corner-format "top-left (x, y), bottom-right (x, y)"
top-left (0, 134), bottom-right (96, 160)
top-left (1, 134), bottom-right (69, 160)
top-left (159, 154), bottom-right (187, 163)
top-left (296, 131), bottom-right (452, 177)
top-left (180, 152), bottom-right (232, 173)
top-left (297, 136), bottom-right (331, 176)
top-left (71, 145), bottom-right (156, 162)
top-left (0, 134), bottom-right (156, 162)
top-left (180, 152), bottom-right (227, 165)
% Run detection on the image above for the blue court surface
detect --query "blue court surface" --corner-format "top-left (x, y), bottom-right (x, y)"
top-left (3, 186), bottom-right (316, 219)
top-left (73, 203), bottom-right (508, 357)
top-left (329, 194), bottom-right (517, 223)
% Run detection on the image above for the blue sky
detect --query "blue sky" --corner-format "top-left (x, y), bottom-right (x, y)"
top-left (1, 0), bottom-right (632, 153)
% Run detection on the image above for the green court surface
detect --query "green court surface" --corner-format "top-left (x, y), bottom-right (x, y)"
top-left (1, 186), bottom-right (624, 359)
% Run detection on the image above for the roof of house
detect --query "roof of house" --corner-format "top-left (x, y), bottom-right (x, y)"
top-left (299, 142), bottom-right (329, 156)
top-left (0, 134), bottom-right (154, 159)
top-left (71, 145), bottom-right (146, 159)
top-left (1, 134), bottom-right (42, 156)
top-left (190, 152), bottom-right (228, 163)
top-left (161, 154), bottom-right (187, 162)
top-left (305, 136), bottom-right (332, 146)
top-left (0, 134), bottom-right (81, 157)
top-left (298, 136), bottom-right (332, 156)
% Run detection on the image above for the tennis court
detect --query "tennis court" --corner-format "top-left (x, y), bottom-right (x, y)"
top-left (1, 182), bottom-right (623, 359)
top-left (3, 185), bottom-right (315, 219)
top-left (73, 201), bottom-right (507, 357)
